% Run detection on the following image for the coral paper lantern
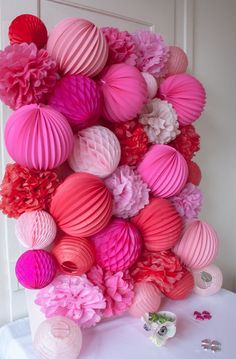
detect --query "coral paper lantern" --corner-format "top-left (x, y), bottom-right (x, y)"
top-left (50, 173), bottom-right (113, 237)
top-left (68, 126), bottom-right (121, 178)
top-left (99, 63), bottom-right (147, 123)
top-left (47, 17), bottom-right (108, 77)
top-left (173, 219), bottom-right (219, 269)
top-left (166, 46), bottom-right (188, 76)
top-left (5, 104), bottom-right (73, 170)
top-left (192, 264), bottom-right (223, 296)
top-left (129, 282), bottom-right (162, 317)
top-left (187, 160), bottom-right (202, 186)
top-left (137, 144), bottom-right (188, 198)
top-left (166, 270), bottom-right (194, 300)
top-left (132, 198), bottom-right (183, 251)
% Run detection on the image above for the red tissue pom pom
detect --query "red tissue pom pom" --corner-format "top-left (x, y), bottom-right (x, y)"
top-left (169, 125), bottom-right (200, 161)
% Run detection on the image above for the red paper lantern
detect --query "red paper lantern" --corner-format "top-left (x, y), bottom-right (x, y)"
top-left (166, 270), bottom-right (194, 300)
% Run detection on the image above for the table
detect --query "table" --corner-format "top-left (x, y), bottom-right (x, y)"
top-left (0, 289), bottom-right (235, 359)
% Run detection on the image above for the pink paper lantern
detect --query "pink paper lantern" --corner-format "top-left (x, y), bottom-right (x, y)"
top-left (192, 264), bottom-right (223, 296)
top-left (166, 46), bottom-right (188, 76)
top-left (137, 144), bottom-right (188, 198)
top-left (129, 282), bottom-right (162, 317)
top-left (47, 17), bottom-right (108, 77)
top-left (5, 104), bottom-right (73, 170)
top-left (141, 72), bottom-right (158, 99)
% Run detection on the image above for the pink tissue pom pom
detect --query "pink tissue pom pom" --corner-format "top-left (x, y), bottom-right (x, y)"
top-left (0, 43), bottom-right (57, 110)
top-left (35, 274), bottom-right (106, 328)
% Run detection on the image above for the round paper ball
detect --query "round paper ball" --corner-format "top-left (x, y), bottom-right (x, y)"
top-left (15, 210), bottom-right (57, 249)
top-left (92, 218), bottom-right (142, 272)
top-left (187, 160), bottom-right (202, 186)
top-left (68, 126), bottom-right (121, 178)
top-left (192, 264), bottom-right (223, 296)
top-left (159, 74), bottom-right (206, 126)
top-left (166, 46), bottom-right (188, 76)
top-left (99, 63), bottom-right (147, 123)
top-left (49, 75), bottom-right (102, 129)
top-left (52, 234), bottom-right (95, 275)
top-left (137, 144), bottom-right (188, 198)
top-left (173, 220), bottom-right (219, 269)
top-left (141, 72), bottom-right (158, 99)
top-left (131, 198), bottom-right (183, 251)
top-left (15, 250), bottom-right (56, 289)
top-left (47, 17), bottom-right (108, 77)
top-left (166, 270), bottom-right (194, 300)
top-left (129, 282), bottom-right (162, 317)
top-left (50, 173), bottom-right (113, 237)
top-left (34, 316), bottom-right (82, 359)
top-left (8, 14), bottom-right (48, 49)
top-left (5, 104), bottom-right (74, 170)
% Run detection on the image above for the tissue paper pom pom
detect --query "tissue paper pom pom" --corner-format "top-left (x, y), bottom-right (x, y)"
top-left (170, 183), bottom-right (203, 219)
top-left (0, 43), bottom-right (57, 110)
top-left (166, 270), bottom-right (194, 299)
top-left (0, 163), bottom-right (60, 218)
top-left (52, 234), bottom-right (95, 275)
top-left (105, 165), bottom-right (149, 218)
top-left (192, 264), bottom-right (223, 296)
top-left (35, 275), bottom-right (106, 328)
top-left (132, 30), bottom-right (169, 78)
top-left (99, 63), bottom-right (147, 123)
top-left (159, 74), bottom-right (206, 126)
top-left (128, 282), bottom-right (162, 317)
top-left (55, 161), bottom-right (74, 182)
top-left (68, 126), bottom-right (121, 178)
top-left (47, 17), bottom-right (108, 77)
top-left (137, 144), bottom-right (188, 198)
top-left (88, 265), bottom-right (134, 317)
top-left (34, 316), bottom-right (82, 359)
top-left (166, 46), bottom-right (188, 76)
top-left (139, 98), bottom-right (180, 144)
top-left (15, 210), bottom-right (57, 249)
top-left (92, 219), bottom-right (142, 272)
top-left (173, 220), bottom-right (219, 269)
top-left (48, 75), bottom-right (102, 129)
top-left (9, 14), bottom-right (48, 49)
top-left (142, 72), bottom-right (158, 99)
top-left (101, 27), bottom-right (137, 65)
top-left (131, 198), bottom-right (183, 251)
top-left (15, 250), bottom-right (56, 289)
top-left (187, 160), bottom-right (202, 186)
top-left (50, 173), bottom-right (112, 237)
top-left (169, 125), bottom-right (200, 161)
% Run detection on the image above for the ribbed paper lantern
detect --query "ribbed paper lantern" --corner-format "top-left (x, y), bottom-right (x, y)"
top-left (68, 126), bottom-right (121, 178)
top-left (166, 270), bottom-right (194, 300)
top-left (34, 316), bottom-right (82, 359)
top-left (142, 72), bottom-right (158, 99)
top-left (47, 17), bottom-right (108, 77)
top-left (137, 144), bottom-right (188, 198)
top-left (92, 218), bottom-right (142, 271)
top-left (166, 46), bottom-right (188, 76)
top-left (48, 75), bottom-right (102, 129)
top-left (15, 210), bottom-right (57, 249)
top-left (15, 250), bottom-right (56, 289)
top-left (159, 74), bottom-right (206, 126)
top-left (52, 234), bottom-right (95, 275)
top-left (131, 198), bottom-right (183, 251)
top-left (129, 282), bottom-right (162, 317)
top-left (50, 173), bottom-right (113, 237)
top-left (173, 220), bottom-right (219, 269)
top-left (5, 104), bottom-right (73, 170)
top-left (99, 63), bottom-right (147, 123)
top-left (193, 264), bottom-right (223, 296)
top-left (187, 160), bottom-right (202, 186)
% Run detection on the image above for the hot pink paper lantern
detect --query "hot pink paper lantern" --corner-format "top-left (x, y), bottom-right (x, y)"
top-left (129, 282), bottom-right (162, 317)
top-left (166, 270), bottom-right (194, 300)
top-left (159, 74), bottom-right (206, 126)
top-left (15, 210), bottom-right (57, 249)
top-left (173, 219), bottom-right (219, 269)
top-left (47, 17), bottom-right (108, 77)
top-left (166, 46), bottom-right (188, 76)
top-left (15, 250), bottom-right (56, 289)
top-left (137, 144), bottom-right (188, 198)
top-left (99, 63), bottom-right (147, 123)
top-left (5, 104), bottom-right (73, 170)
top-left (192, 264), bottom-right (223, 296)
top-left (141, 72), bottom-right (158, 99)
top-left (92, 218), bottom-right (142, 272)
top-left (68, 126), bottom-right (121, 178)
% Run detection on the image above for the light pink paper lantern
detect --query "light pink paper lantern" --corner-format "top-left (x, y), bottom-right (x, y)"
top-left (5, 104), bottom-right (74, 170)
top-left (166, 46), bottom-right (188, 76)
top-left (141, 72), bottom-right (158, 99)
top-left (192, 264), bottom-right (223, 296)
top-left (68, 126), bottom-right (121, 178)
top-left (15, 210), bottom-right (57, 249)
top-left (129, 282), bottom-right (162, 317)
top-left (173, 220), bottom-right (219, 269)
top-left (47, 17), bottom-right (108, 77)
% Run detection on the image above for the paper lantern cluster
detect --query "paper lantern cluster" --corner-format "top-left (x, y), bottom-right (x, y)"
top-left (0, 13), bottom-right (221, 357)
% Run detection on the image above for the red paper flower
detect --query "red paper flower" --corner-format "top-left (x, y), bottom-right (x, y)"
top-left (169, 125), bottom-right (200, 161)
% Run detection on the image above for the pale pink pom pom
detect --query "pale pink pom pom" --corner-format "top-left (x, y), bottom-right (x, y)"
top-left (105, 165), bottom-right (149, 218)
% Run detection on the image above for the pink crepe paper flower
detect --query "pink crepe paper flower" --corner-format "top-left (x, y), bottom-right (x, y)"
top-left (35, 274), bottom-right (106, 328)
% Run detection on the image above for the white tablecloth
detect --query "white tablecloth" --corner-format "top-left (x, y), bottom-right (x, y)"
top-left (0, 289), bottom-right (235, 359)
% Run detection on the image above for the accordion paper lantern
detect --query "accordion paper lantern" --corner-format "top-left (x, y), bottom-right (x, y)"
top-left (4, 104), bottom-right (74, 170)
top-left (166, 46), bottom-right (188, 76)
top-left (166, 270), bottom-right (194, 300)
top-left (192, 264), bottom-right (223, 296)
top-left (15, 210), bottom-right (57, 249)
top-left (129, 282), bottom-right (162, 317)
top-left (68, 126), bottom-right (121, 178)
top-left (50, 173), bottom-right (113, 237)
top-left (141, 72), bottom-right (158, 99)
top-left (138, 144), bottom-right (188, 198)
top-left (47, 17), bottom-right (108, 77)
top-left (174, 220), bottom-right (219, 269)
top-left (132, 198), bottom-right (183, 251)
top-left (187, 160), bottom-right (202, 186)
